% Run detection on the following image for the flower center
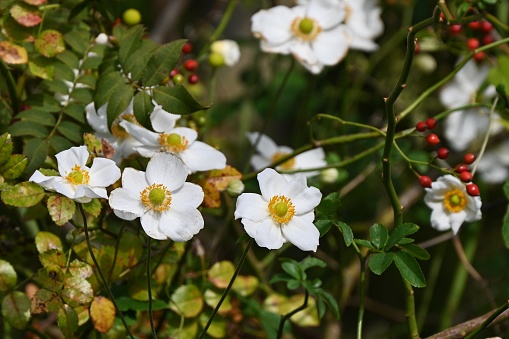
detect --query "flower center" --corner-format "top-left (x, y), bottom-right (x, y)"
top-left (443, 189), bottom-right (467, 213)
top-left (268, 195), bottom-right (295, 224)
top-left (291, 16), bottom-right (321, 41)
top-left (140, 183), bottom-right (172, 212)
top-left (66, 165), bottom-right (90, 185)
top-left (272, 152), bottom-right (296, 170)
top-left (159, 132), bottom-right (189, 153)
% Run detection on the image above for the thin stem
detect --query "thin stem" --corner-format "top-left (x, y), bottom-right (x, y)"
top-left (147, 237), bottom-right (157, 339)
top-left (0, 58), bottom-right (20, 114)
top-left (198, 238), bottom-right (254, 339)
top-left (465, 301), bottom-right (509, 339)
top-left (357, 257), bottom-right (366, 339)
top-left (277, 290), bottom-right (309, 339)
top-left (208, 0), bottom-right (237, 45)
top-left (471, 96), bottom-right (499, 176)
top-left (78, 204), bottom-right (134, 339)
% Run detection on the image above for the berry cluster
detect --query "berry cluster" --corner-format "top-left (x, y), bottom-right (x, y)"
top-left (169, 42), bottom-right (200, 85)
top-left (415, 118), bottom-right (480, 196)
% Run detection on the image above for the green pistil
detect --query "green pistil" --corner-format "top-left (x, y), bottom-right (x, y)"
top-left (149, 187), bottom-right (166, 205)
top-left (166, 133), bottom-right (182, 146)
top-left (298, 18), bottom-right (314, 35)
top-left (449, 194), bottom-right (461, 206)
top-left (274, 202), bottom-right (288, 217)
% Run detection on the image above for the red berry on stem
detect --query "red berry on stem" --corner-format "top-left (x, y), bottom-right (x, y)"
top-left (437, 147), bottom-right (449, 159)
top-left (426, 117), bottom-right (437, 129)
top-left (460, 171), bottom-right (473, 182)
top-left (426, 133), bottom-right (440, 145)
top-left (467, 38), bottom-right (480, 50)
top-left (184, 59), bottom-right (198, 71)
top-left (449, 24), bottom-right (462, 35)
top-left (188, 74), bottom-right (199, 84)
top-left (464, 153), bottom-right (476, 164)
top-left (170, 69), bottom-right (179, 79)
top-left (182, 42), bottom-right (193, 54)
top-left (481, 21), bottom-right (493, 33)
top-left (416, 121), bottom-right (427, 132)
top-left (482, 34), bottom-right (494, 45)
top-left (473, 51), bottom-right (486, 62)
top-left (455, 164), bottom-right (469, 173)
top-left (468, 21), bottom-right (481, 30)
top-left (466, 183), bottom-right (480, 196)
top-left (419, 175), bottom-right (432, 188)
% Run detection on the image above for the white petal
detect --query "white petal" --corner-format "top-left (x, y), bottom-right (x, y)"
top-left (56, 146), bottom-right (89, 176)
top-left (247, 132), bottom-right (279, 159)
top-left (242, 218), bottom-right (285, 250)
top-left (88, 158), bottom-right (121, 187)
top-left (51, 178), bottom-right (77, 199)
top-left (81, 186), bottom-right (108, 199)
top-left (429, 205), bottom-right (453, 231)
top-left (251, 6), bottom-right (295, 46)
top-left (291, 186), bottom-right (322, 215)
top-left (290, 41), bottom-right (318, 66)
top-left (120, 120), bottom-right (160, 146)
top-left (121, 167), bottom-right (149, 195)
top-left (172, 183), bottom-right (204, 208)
top-left (150, 105), bottom-right (180, 133)
top-left (439, 82), bottom-right (469, 109)
top-left (141, 211), bottom-right (168, 240)
top-left (306, 0), bottom-right (345, 30)
top-left (160, 206), bottom-right (204, 242)
top-left (29, 171), bottom-right (56, 190)
top-left (109, 187), bottom-right (145, 217)
top-left (180, 141), bottom-right (226, 172)
top-left (234, 193), bottom-right (270, 222)
top-left (444, 110), bottom-right (488, 151)
top-left (257, 168), bottom-right (288, 200)
top-left (146, 153), bottom-right (188, 191)
top-left (281, 214), bottom-right (319, 251)
top-left (170, 127), bottom-right (198, 145)
top-left (86, 103), bottom-right (110, 134)
top-left (251, 154), bottom-right (271, 170)
top-left (311, 25), bottom-right (350, 66)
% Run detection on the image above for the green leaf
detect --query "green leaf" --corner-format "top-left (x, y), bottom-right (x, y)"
top-left (35, 29), bottom-right (65, 57)
top-left (68, 259), bottom-right (93, 279)
top-left (15, 109), bottom-right (56, 126)
top-left (0, 259), bottom-right (17, 291)
top-left (57, 121), bottom-right (83, 143)
top-left (503, 206), bottom-right (509, 249)
top-left (24, 138), bottom-right (48, 176)
top-left (368, 252), bottom-right (394, 275)
top-left (30, 288), bottom-right (62, 314)
top-left (314, 219), bottom-right (332, 237)
top-left (314, 288), bottom-right (340, 320)
top-left (354, 239), bottom-right (375, 250)
top-left (64, 29), bottom-right (90, 55)
top-left (199, 312), bottom-right (226, 339)
top-left (141, 39), bottom-right (186, 86)
top-left (152, 85), bottom-right (209, 114)
top-left (336, 221), bottom-right (353, 246)
top-left (398, 243), bottom-right (430, 260)
top-left (281, 261), bottom-right (304, 280)
top-left (49, 135), bottom-right (73, 153)
top-left (39, 249), bottom-right (67, 268)
top-left (82, 198), bottom-right (102, 217)
top-left (316, 192), bottom-right (340, 217)
top-left (124, 39), bottom-right (160, 80)
top-left (393, 251), bottom-right (426, 288)
top-left (115, 296), bottom-right (168, 311)
top-left (208, 261), bottom-right (235, 289)
top-left (203, 289), bottom-right (232, 313)
top-left (386, 223), bottom-right (420, 250)
top-left (369, 223), bottom-right (388, 250)
top-left (37, 266), bottom-right (65, 292)
top-left (63, 103), bottom-right (86, 123)
top-left (0, 154), bottom-right (27, 179)
top-left (57, 305), bottom-right (78, 339)
top-left (118, 25), bottom-right (144, 66)
top-left (232, 275), bottom-right (259, 297)
top-left (61, 275), bottom-right (94, 307)
top-left (35, 231), bottom-right (63, 253)
top-left (286, 279), bottom-right (300, 290)
top-left (300, 257), bottom-right (326, 271)
top-left (106, 85), bottom-right (134, 129)
top-left (70, 87), bottom-right (93, 104)
top-left (47, 195), bottom-right (76, 226)
top-left (2, 181), bottom-right (45, 207)
top-left (169, 284), bottom-right (203, 318)
top-left (133, 90), bottom-right (154, 129)
top-left (2, 291), bottom-right (31, 329)
top-left (94, 71), bottom-right (127, 109)
top-left (269, 272), bottom-right (293, 285)
top-left (0, 133), bottom-right (13, 165)
top-left (8, 121), bottom-right (49, 138)
top-left (56, 50), bottom-right (80, 69)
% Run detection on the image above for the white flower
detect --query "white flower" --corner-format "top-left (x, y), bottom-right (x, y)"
top-left (210, 39), bottom-right (241, 67)
top-left (251, 0), bottom-right (351, 74)
top-left (424, 175), bottom-right (482, 234)
top-left (108, 153), bottom-right (204, 241)
top-left (476, 140), bottom-right (509, 184)
top-left (234, 168), bottom-right (322, 251)
top-left (439, 59), bottom-right (502, 151)
top-left (94, 33), bottom-right (109, 45)
top-left (29, 146), bottom-right (120, 203)
top-left (247, 132), bottom-right (326, 179)
top-left (121, 111), bottom-right (226, 173)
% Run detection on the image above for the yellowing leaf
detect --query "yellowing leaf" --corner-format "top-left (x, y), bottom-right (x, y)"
top-left (35, 231), bottom-right (63, 253)
top-left (0, 154), bottom-right (27, 179)
top-left (57, 304), bottom-right (78, 339)
top-left (90, 296), bottom-right (116, 333)
top-left (47, 195), bottom-right (76, 226)
top-left (169, 284), bottom-right (203, 318)
top-left (2, 291), bottom-right (31, 329)
top-left (0, 41), bottom-right (28, 64)
top-left (61, 276), bottom-right (94, 308)
top-left (232, 275), bottom-right (259, 297)
top-left (199, 166), bottom-right (242, 208)
top-left (203, 289), bottom-right (232, 314)
top-left (208, 261), bottom-right (235, 289)
top-left (30, 288), bottom-right (62, 314)
top-left (1, 181), bottom-right (45, 207)
top-left (264, 293), bottom-right (319, 327)
top-left (35, 30), bottom-right (65, 58)
top-left (10, 4), bottom-right (42, 27)
top-left (0, 259), bottom-right (17, 291)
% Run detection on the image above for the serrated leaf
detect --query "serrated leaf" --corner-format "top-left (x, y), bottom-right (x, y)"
top-left (169, 284), bottom-right (203, 318)
top-left (394, 251), bottom-right (426, 288)
top-left (35, 29), bottom-right (65, 57)
top-left (10, 4), bottom-right (41, 27)
top-left (47, 195), bottom-right (76, 226)
top-left (30, 288), bottom-right (62, 314)
top-left (82, 198), bottom-right (101, 217)
top-left (354, 239), bottom-right (375, 250)
top-left (317, 192), bottom-right (340, 217)
top-left (15, 109), bottom-right (56, 126)
top-left (2, 291), bottom-right (31, 329)
top-left (124, 39), bottom-right (160, 80)
top-left (39, 249), bottom-right (66, 268)
top-left (118, 25), bottom-right (144, 66)
top-left (56, 50), bottom-right (80, 69)
top-left (141, 40), bottom-right (186, 86)
top-left (95, 71), bottom-right (127, 109)
top-left (36, 266), bottom-right (65, 292)
top-left (398, 243), bottom-right (430, 260)
top-left (369, 223), bottom-right (388, 250)
top-left (368, 252), bottom-right (394, 275)
top-left (106, 85), bottom-right (134, 129)
top-left (336, 221), bottom-right (353, 246)
top-left (68, 259), bottom-right (93, 279)
top-left (0, 259), bottom-right (17, 291)
top-left (0, 133), bottom-right (13, 165)
top-left (8, 120), bottom-right (49, 138)
top-left (24, 138), bottom-right (48, 176)
top-left (0, 154), bottom-right (27, 179)
top-left (386, 223), bottom-right (420, 250)
top-left (61, 275), bottom-right (94, 307)
top-left (35, 231), bottom-right (63, 253)
top-left (2, 181), bottom-right (45, 207)
top-left (57, 305), bottom-right (78, 339)
top-left (153, 85), bottom-right (209, 115)
top-left (49, 135), bottom-right (73, 153)
top-left (208, 261), bottom-right (235, 289)
top-left (56, 121), bottom-right (83, 143)
top-left (133, 90), bottom-right (153, 129)
top-left (63, 103), bottom-right (86, 123)
top-left (64, 30), bottom-right (90, 55)
top-left (90, 296), bottom-right (116, 333)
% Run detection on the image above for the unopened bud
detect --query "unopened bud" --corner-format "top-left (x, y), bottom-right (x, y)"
top-left (320, 168), bottom-right (339, 184)
top-left (227, 178), bottom-right (244, 196)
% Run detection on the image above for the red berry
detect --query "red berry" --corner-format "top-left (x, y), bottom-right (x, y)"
top-left (184, 59), bottom-right (198, 71)
top-left (416, 121), bottom-right (427, 132)
top-left (170, 69), bottom-right (179, 78)
top-left (464, 153), bottom-right (476, 164)
top-left (466, 38), bottom-right (480, 50)
top-left (480, 21), bottom-right (493, 33)
top-left (426, 117), bottom-right (437, 129)
top-left (182, 42), bottom-right (193, 54)
top-left (473, 51), bottom-right (486, 62)
top-left (455, 164), bottom-right (469, 173)
top-left (426, 133), bottom-right (440, 145)
top-left (449, 24), bottom-right (462, 35)
top-left (188, 74), bottom-right (199, 84)
top-left (468, 21), bottom-right (481, 30)
top-left (482, 34), bottom-right (494, 45)
top-left (466, 183), bottom-right (480, 196)
top-left (459, 171), bottom-right (473, 182)
top-left (419, 175), bottom-right (432, 188)
top-left (437, 147), bottom-right (449, 159)
top-left (414, 41), bottom-right (420, 54)
top-left (439, 13), bottom-right (445, 21)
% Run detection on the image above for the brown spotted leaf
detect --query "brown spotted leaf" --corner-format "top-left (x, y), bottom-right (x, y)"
top-left (0, 41), bottom-right (28, 64)
top-left (47, 195), bottom-right (75, 226)
top-left (23, 0), bottom-right (47, 5)
top-left (35, 30), bottom-right (65, 58)
top-left (35, 231), bottom-right (63, 253)
top-left (90, 296), bottom-right (116, 333)
top-left (61, 275), bottom-right (94, 308)
top-left (10, 4), bottom-right (42, 27)
top-left (199, 166), bottom-right (242, 208)
top-left (30, 288), bottom-right (62, 314)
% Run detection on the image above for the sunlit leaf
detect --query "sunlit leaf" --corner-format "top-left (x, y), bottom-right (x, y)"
top-left (0, 259), bottom-right (17, 291)
top-left (141, 39), bottom-right (186, 86)
top-left (82, 198), bottom-right (102, 218)
top-left (203, 289), bottom-right (232, 313)
top-left (0, 154), bottom-right (27, 179)
top-left (1, 181), bottom-right (45, 207)
top-left (68, 259), bottom-right (93, 279)
top-left (39, 249), bottom-right (66, 268)
top-left (0, 41), bottom-right (28, 64)
top-left (264, 293), bottom-right (319, 327)
top-left (10, 4), bottom-right (42, 27)
top-left (29, 60), bottom-right (55, 79)
top-left (199, 312), bottom-right (226, 338)
top-left (35, 29), bottom-right (65, 58)
top-left (2, 291), bottom-right (31, 329)
top-left (169, 284), bottom-right (203, 318)
top-left (90, 296), bottom-right (116, 333)
top-left (47, 195), bottom-right (76, 226)
top-left (30, 288), bottom-right (62, 314)
top-left (61, 275), bottom-right (94, 307)
top-left (153, 85), bottom-right (209, 115)
top-left (232, 275), bottom-right (259, 297)
top-left (57, 304), bottom-right (78, 339)
top-left (208, 261), bottom-right (235, 289)
top-left (0, 133), bottom-right (13, 165)
top-left (35, 231), bottom-right (63, 253)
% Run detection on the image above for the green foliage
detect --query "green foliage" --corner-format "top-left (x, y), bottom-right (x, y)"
top-left (2, 291), bottom-right (31, 329)
top-left (0, 259), bottom-right (17, 291)
top-left (1, 181), bottom-right (45, 207)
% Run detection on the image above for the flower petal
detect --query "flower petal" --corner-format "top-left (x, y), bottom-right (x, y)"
top-left (150, 105), bottom-right (180, 133)
top-left (312, 25), bottom-right (350, 66)
top-left (121, 167), bottom-right (149, 195)
top-left (88, 158), bottom-right (121, 187)
top-left (141, 211), bottom-right (168, 240)
top-left (159, 205), bottom-right (204, 242)
top-left (251, 6), bottom-right (295, 46)
top-left (146, 153), bottom-right (188, 191)
top-left (242, 218), bottom-right (285, 250)
top-left (306, 0), bottom-right (345, 30)
top-left (29, 170), bottom-right (56, 190)
top-left (56, 146), bottom-right (89, 176)
top-left (109, 187), bottom-right (145, 219)
top-left (172, 182), bottom-right (204, 208)
top-left (281, 213), bottom-right (319, 251)
top-left (180, 141), bottom-right (226, 172)
top-left (86, 103), bottom-right (109, 134)
top-left (258, 168), bottom-right (288, 200)
top-left (234, 193), bottom-right (270, 222)
top-left (247, 132), bottom-right (280, 159)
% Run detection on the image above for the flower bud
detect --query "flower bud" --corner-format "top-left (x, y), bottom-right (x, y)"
top-left (95, 33), bottom-right (109, 45)
top-left (227, 178), bottom-right (244, 196)
top-left (210, 39), bottom-right (240, 67)
top-left (320, 168), bottom-right (339, 184)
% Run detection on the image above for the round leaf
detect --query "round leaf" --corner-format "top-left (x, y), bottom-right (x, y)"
top-left (199, 312), bottom-right (226, 338)
top-left (90, 296), bottom-right (116, 333)
top-left (10, 4), bottom-right (42, 27)
top-left (35, 231), bottom-right (63, 253)
top-left (1, 181), bottom-right (45, 207)
top-left (47, 195), bottom-right (76, 226)
top-left (35, 30), bottom-right (65, 58)
top-left (0, 41), bottom-right (28, 64)
top-left (0, 259), bottom-right (17, 291)
top-left (208, 261), bottom-right (235, 289)
top-left (232, 275), bottom-right (259, 297)
top-left (57, 305), bottom-right (78, 339)
top-left (61, 276), bottom-right (94, 307)
top-left (203, 289), bottom-right (232, 314)
top-left (169, 284), bottom-right (203, 318)
top-left (2, 291), bottom-right (31, 329)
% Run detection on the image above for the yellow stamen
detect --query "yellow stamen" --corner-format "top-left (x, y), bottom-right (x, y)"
top-left (443, 189), bottom-right (467, 213)
top-left (111, 113), bottom-right (138, 139)
top-left (268, 195), bottom-right (295, 224)
top-left (272, 152), bottom-right (296, 170)
top-left (140, 183), bottom-right (172, 213)
top-left (291, 16), bottom-right (322, 41)
top-left (159, 132), bottom-right (189, 153)
top-left (66, 165), bottom-right (90, 185)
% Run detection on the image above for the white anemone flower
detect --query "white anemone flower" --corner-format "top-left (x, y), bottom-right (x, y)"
top-left (439, 59), bottom-right (501, 151)
top-left (121, 112), bottom-right (226, 173)
top-left (476, 140), bottom-right (509, 184)
top-left (424, 175), bottom-right (482, 234)
top-left (234, 168), bottom-right (322, 251)
top-left (109, 153), bottom-right (204, 241)
top-left (210, 39), bottom-right (241, 67)
top-left (29, 146), bottom-right (120, 203)
top-left (247, 132), bottom-right (326, 179)
top-left (251, 0), bottom-right (351, 74)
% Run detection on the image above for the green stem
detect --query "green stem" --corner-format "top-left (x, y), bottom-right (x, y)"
top-left (357, 257), bottom-right (366, 339)
top-left (198, 238), bottom-right (254, 339)
top-left (208, 0), bottom-right (238, 44)
top-left (78, 204), bottom-right (134, 339)
top-left (147, 237), bottom-right (157, 339)
top-left (464, 301), bottom-right (509, 339)
top-left (471, 96), bottom-right (498, 176)
top-left (277, 290), bottom-right (309, 339)
top-left (0, 58), bottom-right (20, 114)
